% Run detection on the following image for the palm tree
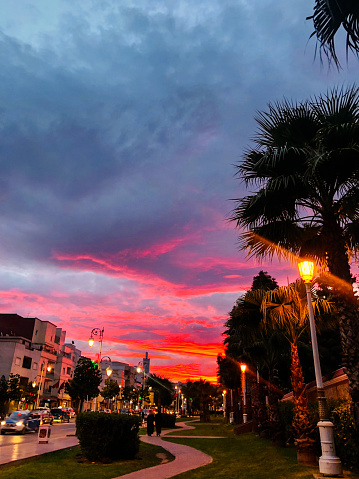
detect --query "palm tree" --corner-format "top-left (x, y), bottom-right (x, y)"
top-left (223, 273), bottom-right (286, 430)
top-left (231, 85), bottom-right (359, 405)
top-left (307, 0), bottom-right (359, 66)
top-left (253, 280), bottom-right (332, 451)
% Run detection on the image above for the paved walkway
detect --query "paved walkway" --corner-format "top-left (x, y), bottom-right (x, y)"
top-left (112, 420), bottom-right (221, 479)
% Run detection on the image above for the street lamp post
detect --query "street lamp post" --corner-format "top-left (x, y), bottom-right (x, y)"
top-left (100, 356), bottom-right (113, 377)
top-left (240, 364), bottom-right (247, 424)
top-left (136, 362), bottom-right (146, 409)
top-left (222, 390), bottom-right (227, 420)
top-left (298, 259), bottom-right (342, 476)
top-left (89, 327), bottom-right (104, 411)
top-left (35, 363), bottom-right (52, 408)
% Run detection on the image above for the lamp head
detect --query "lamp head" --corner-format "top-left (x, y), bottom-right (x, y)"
top-left (136, 366), bottom-right (142, 373)
top-left (298, 259), bottom-right (315, 283)
top-left (32, 381), bottom-right (37, 388)
top-left (47, 365), bottom-right (52, 373)
top-left (240, 364), bottom-right (247, 373)
top-left (88, 337), bottom-right (94, 347)
top-left (106, 367), bottom-right (112, 377)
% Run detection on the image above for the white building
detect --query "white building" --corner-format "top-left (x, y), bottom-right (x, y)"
top-left (0, 314), bottom-right (81, 408)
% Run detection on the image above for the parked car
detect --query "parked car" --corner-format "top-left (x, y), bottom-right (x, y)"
top-left (1, 411), bottom-right (41, 434)
top-left (50, 408), bottom-right (70, 423)
top-left (62, 407), bottom-right (75, 418)
top-left (32, 409), bottom-right (53, 424)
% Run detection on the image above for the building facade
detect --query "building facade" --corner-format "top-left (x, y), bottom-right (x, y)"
top-left (0, 314), bottom-right (81, 409)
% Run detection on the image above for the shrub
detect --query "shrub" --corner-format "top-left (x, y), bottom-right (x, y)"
top-left (330, 400), bottom-right (359, 469)
top-left (76, 412), bottom-right (140, 462)
top-left (160, 412), bottom-right (176, 428)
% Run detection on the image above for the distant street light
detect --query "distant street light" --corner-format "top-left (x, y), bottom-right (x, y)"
top-left (222, 390), bottom-right (227, 419)
top-left (34, 363), bottom-right (53, 408)
top-left (240, 364), bottom-right (247, 423)
top-left (89, 327), bottom-right (104, 411)
top-left (100, 356), bottom-right (112, 377)
top-left (298, 259), bottom-right (342, 476)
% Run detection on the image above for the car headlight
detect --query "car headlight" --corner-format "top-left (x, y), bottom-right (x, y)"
top-left (16, 421), bottom-right (23, 426)
top-left (1, 421), bottom-right (5, 425)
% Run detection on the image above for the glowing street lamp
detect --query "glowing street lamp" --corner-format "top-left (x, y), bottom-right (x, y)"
top-left (34, 363), bottom-right (53, 408)
top-left (100, 356), bottom-right (112, 377)
top-left (298, 259), bottom-right (342, 476)
top-left (222, 390), bottom-right (227, 419)
top-left (240, 364), bottom-right (247, 424)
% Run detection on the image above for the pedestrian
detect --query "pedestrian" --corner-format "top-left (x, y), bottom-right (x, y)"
top-left (155, 411), bottom-right (162, 437)
top-left (146, 410), bottom-right (155, 436)
top-left (141, 410), bottom-right (145, 425)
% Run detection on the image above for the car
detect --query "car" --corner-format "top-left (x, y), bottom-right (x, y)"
top-left (32, 409), bottom-right (54, 424)
top-left (1, 410), bottom-right (41, 434)
top-left (50, 408), bottom-right (70, 423)
top-left (62, 407), bottom-right (76, 418)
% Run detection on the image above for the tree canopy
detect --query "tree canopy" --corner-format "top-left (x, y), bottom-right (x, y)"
top-left (65, 356), bottom-right (102, 410)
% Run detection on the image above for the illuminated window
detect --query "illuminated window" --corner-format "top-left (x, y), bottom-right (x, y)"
top-left (15, 357), bottom-right (21, 366)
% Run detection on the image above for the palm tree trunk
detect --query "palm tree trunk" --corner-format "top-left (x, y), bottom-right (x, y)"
top-left (290, 343), bottom-right (313, 442)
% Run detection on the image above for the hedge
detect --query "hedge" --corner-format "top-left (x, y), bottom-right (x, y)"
top-left (76, 412), bottom-right (140, 461)
top-left (160, 412), bottom-right (176, 428)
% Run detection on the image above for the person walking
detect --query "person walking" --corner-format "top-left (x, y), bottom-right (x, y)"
top-left (155, 411), bottom-right (162, 437)
top-left (146, 410), bottom-right (155, 436)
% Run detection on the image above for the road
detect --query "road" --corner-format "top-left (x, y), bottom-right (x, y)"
top-left (0, 421), bottom-right (76, 447)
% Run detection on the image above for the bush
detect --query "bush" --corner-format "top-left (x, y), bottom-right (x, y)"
top-left (160, 413), bottom-right (176, 428)
top-left (330, 400), bottom-right (359, 470)
top-left (76, 412), bottom-right (140, 462)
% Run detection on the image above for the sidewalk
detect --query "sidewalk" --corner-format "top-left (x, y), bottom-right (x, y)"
top-left (112, 420), bottom-right (219, 479)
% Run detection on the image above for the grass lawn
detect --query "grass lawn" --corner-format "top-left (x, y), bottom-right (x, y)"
top-left (171, 419), bottom-right (234, 437)
top-left (165, 421), bottom-right (359, 479)
top-left (0, 442), bottom-right (173, 479)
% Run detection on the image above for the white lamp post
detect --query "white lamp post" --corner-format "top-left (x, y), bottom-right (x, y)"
top-left (240, 364), bottom-right (247, 423)
top-left (222, 390), bottom-right (227, 419)
top-left (298, 259), bottom-right (342, 476)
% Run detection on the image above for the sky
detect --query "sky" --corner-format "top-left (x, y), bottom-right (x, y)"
top-left (0, 0), bottom-right (358, 383)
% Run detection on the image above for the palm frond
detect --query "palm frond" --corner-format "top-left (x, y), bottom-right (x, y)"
top-left (308, 1), bottom-right (359, 67)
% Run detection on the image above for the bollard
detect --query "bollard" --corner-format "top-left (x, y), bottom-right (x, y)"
top-left (38, 424), bottom-right (51, 444)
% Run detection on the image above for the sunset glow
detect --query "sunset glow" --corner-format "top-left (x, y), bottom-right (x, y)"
top-left (0, 1), bottom-right (358, 383)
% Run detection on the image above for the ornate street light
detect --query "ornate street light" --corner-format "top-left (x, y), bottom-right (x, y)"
top-left (240, 364), bottom-right (247, 423)
top-left (89, 327), bottom-right (104, 350)
top-left (88, 327), bottom-right (104, 411)
top-left (298, 259), bottom-right (342, 476)
top-left (100, 356), bottom-right (112, 377)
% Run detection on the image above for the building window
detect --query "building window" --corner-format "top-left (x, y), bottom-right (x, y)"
top-left (15, 357), bottom-right (21, 366)
top-left (62, 368), bottom-right (65, 374)
top-left (22, 356), bottom-right (32, 369)
top-left (33, 362), bottom-right (38, 370)
top-left (67, 367), bottom-right (71, 375)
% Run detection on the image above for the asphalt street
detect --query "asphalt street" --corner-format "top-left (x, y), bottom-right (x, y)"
top-left (0, 422), bottom-right (77, 464)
